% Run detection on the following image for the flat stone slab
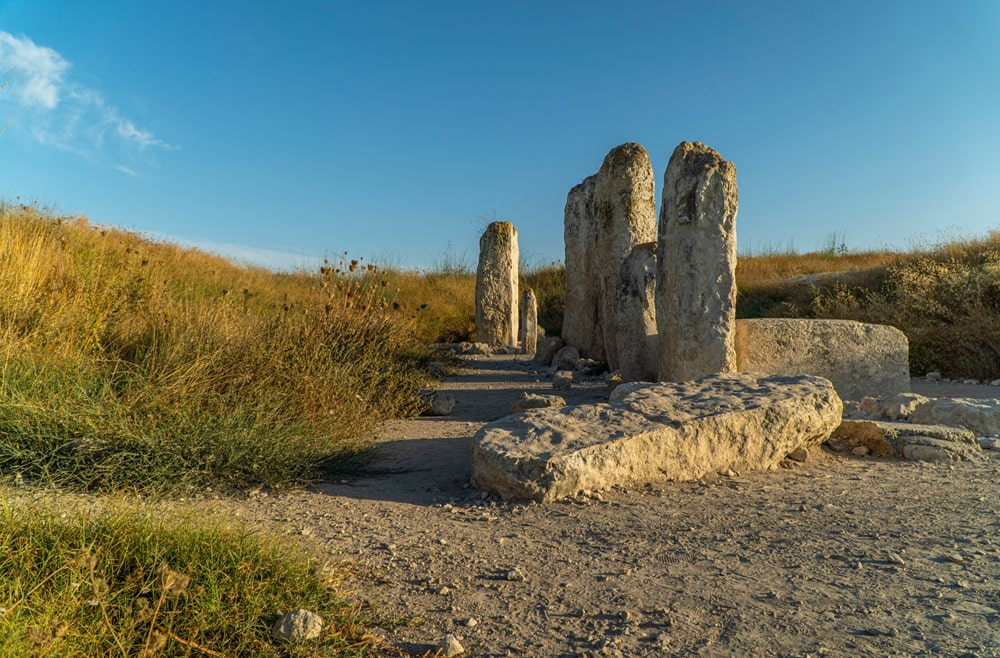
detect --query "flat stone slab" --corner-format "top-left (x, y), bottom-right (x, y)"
top-left (830, 420), bottom-right (983, 462)
top-left (735, 319), bottom-right (910, 401)
top-left (909, 397), bottom-right (1000, 437)
top-left (472, 373), bottom-right (843, 502)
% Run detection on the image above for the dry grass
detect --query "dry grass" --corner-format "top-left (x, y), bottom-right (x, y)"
top-left (0, 202), bottom-right (431, 493)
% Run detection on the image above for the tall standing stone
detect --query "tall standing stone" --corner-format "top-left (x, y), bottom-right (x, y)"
top-left (614, 242), bottom-right (658, 382)
top-left (562, 175), bottom-right (602, 359)
top-left (518, 288), bottom-right (538, 356)
top-left (475, 221), bottom-right (519, 346)
top-left (657, 142), bottom-right (738, 381)
top-left (594, 143), bottom-right (657, 371)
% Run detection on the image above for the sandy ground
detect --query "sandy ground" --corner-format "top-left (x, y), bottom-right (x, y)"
top-left (220, 355), bottom-right (999, 657)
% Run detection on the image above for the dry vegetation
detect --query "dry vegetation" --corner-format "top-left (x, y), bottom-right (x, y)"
top-left (0, 202), bottom-right (432, 493)
top-left (401, 232), bottom-right (1000, 381)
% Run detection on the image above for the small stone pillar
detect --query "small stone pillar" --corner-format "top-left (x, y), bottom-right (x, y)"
top-left (475, 221), bottom-right (519, 346)
top-left (614, 242), bottom-right (658, 382)
top-left (518, 288), bottom-right (538, 356)
top-left (594, 143), bottom-right (657, 371)
top-left (562, 175), bottom-right (602, 359)
top-left (656, 142), bottom-right (738, 381)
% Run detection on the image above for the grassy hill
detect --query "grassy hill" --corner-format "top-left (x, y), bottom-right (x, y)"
top-left (0, 202), bottom-right (434, 493)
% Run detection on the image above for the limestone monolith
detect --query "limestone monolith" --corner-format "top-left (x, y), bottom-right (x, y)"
top-left (475, 221), bottom-right (519, 346)
top-left (594, 143), bottom-right (657, 370)
top-left (562, 176), bottom-right (601, 359)
top-left (518, 288), bottom-right (538, 356)
top-left (614, 242), bottom-right (658, 382)
top-left (657, 142), bottom-right (738, 381)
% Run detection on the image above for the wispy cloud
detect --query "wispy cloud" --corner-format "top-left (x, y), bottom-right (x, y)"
top-left (0, 31), bottom-right (176, 168)
top-left (142, 231), bottom-right (325, 272)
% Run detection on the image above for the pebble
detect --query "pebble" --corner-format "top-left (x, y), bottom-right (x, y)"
top-left (886, 552), bottom-right (906, 566)
top-left (946, 553), bottom-right (966, 564)
top-left (462, 617), bottom-right (479, 627)
top-left (963, 379), bottom-right (980, 385)
top-left (437, 633), bottom-right (465, 657)
top-left (788, 447), bottom-right (809, 462)
top-left (851, 446), bottom-right (869, 457)
top-left (504, 567), bottom-right (526, 582)
top-left (925, 371), bottom-right (943, 381)
top-left (991, 379), bottom-right (1000, 387)
top-left (978, 437), bottom-right (998, 450)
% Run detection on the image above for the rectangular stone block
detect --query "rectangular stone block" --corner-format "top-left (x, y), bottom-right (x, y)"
top-left (735, 318), bottom-right (910, 401)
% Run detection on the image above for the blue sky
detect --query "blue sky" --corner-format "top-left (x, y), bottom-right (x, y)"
top-left (1, 1), bottom-right (998, 270)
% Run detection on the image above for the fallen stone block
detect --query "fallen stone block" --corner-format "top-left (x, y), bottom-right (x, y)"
top-left (858, 393), bottom-right (930, 421)
top-left (533, 336), bottom-right (564, 366)
top-left (510, 393), bottom-right (566, 413)
top-left (735, 318), bottom-right (910, 401)
top-left (472, 373), bottom-right (842, 502)
top-left (908, 397), bottom-right (1000, 436)
top-left (830, 420), bottom-right (982, 461)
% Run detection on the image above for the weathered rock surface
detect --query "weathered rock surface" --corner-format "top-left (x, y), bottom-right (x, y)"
top-left (420, 391), bottom-right (456, 416)
top-left (614, 242), bottom-right (658, 382)
top-left (657, 142), bottom-right (739, 382)
top-left (562, 175), bottom-right (602, 360)
top-left (475, 221), bottom-right (519, 346)
top-left (594, 143), bottom-right (657, 371)
top-left (735, 319), bottom-right (910, 401)
top-left (511, 393), bottom-right (567, 413)
top-left (909, 397), bottom-right (1000, 436)
top-left (438, 633), bottom-right (466, 657)
top-left (552, 371), bottom-right (573, 391)
top-left (533, 337), bottom-right (564, 366)
top-left (518, 288), bottom-right (538, 356)
top-left (271, 609), bottom-right (323, 643)
top-left (552, 346), bottom-right (581, 372)
top-left (857, 392), bottom-right (929, 421)
top-left (472, 373), bottom-right (842, 502)
top-left (830, 420), bottom-right (983, 461)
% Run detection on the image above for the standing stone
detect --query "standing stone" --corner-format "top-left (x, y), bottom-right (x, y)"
top-left (475, 222), bottom-right (519, 346)
top-left (594, 143), bottom-right (657, 371)
top-left (657, 142), bottom-right (738, 381)
top-left (518, 288), bottom-right (538, 356)
top-left (614, 242), bottom-right (658, 382)
top-left (562, 176), bottom-right (602, 359)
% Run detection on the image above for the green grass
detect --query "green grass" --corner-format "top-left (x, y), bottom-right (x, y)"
top-left (0, 203), bottom-right (432, 493)
top-left (0, 496), bottom-right (382, 656)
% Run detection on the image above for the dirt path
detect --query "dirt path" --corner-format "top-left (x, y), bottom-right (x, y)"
top-left (226, 355), bottom-right (998, 657)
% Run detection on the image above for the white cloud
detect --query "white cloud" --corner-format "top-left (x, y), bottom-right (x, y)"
top-left (0, 31), bottom-right (176, 164)
top-left (0, 31), bottom-right (67, 109)
top-left (114, 165), bottom-right (138, 177)
top-left (142, 231), bottom-right (325, 272)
